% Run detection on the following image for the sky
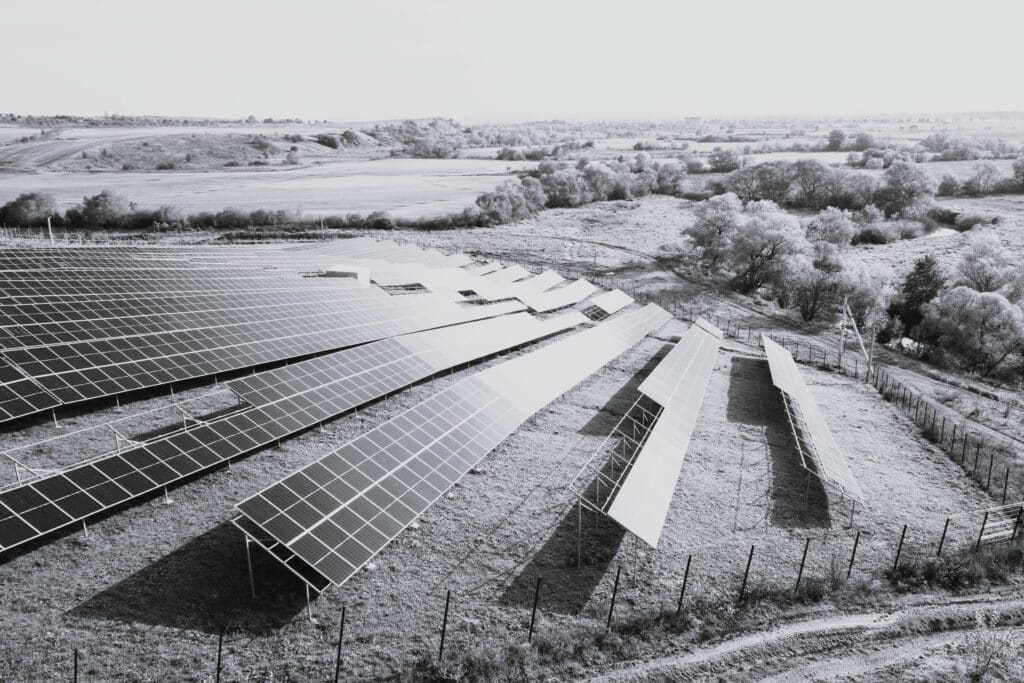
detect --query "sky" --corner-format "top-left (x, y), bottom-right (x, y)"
top-left (3, 0), bottom-right (1021, 123)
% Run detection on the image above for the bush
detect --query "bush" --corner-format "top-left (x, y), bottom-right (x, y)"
top-left (121, 163), bottom-right (138, 171)
top-left (937, 174), bottom-right (961, 197)
top-left (707, 148), bottom-right (740, 172)
top-left (155, 161), bottom-right (176, 170)
top-left (315, 133), bottom-right (339, 149)
top-left (851, 226), bottom-right (893, 245)
top-left (223, 160), bottom-right (241, 167)
top-left (809, 207), bottom-right (856, 247)
top-left (954, 213), bottom-right (988, 231)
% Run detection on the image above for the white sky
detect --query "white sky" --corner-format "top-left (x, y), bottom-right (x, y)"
top-left (3, 0), bottom-right (1020, 123)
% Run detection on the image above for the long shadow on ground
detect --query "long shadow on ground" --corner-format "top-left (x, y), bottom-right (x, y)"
top-left (727, 356), bottom-right (831, 529)
top-left (577, 342), bottom-right (673, 436)
top-left (68, 520), bottom-right (307, 635)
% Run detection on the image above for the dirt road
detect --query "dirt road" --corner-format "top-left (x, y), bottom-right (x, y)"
top-left (589, 590), bottom-right (1024, 681)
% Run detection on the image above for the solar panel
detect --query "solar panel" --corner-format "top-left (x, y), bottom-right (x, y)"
top-left (762, 336), bottom-right (865, 503)
top-left (638, 317), bottom-right (723, 405)
top-left (605, 319), bottom-right (722, 546)
top-left (520, 279), bottom-right (599, 313)
top-left (484, 265), bottom-right (530, 283)
top-left (1, 297), bottom-right (525, 411)
top-left (234, 303), bottom-right (670, 590)
top-left (588, 289), bottom-right (634, 316)
top-left (0, 310), bottom-right (585, 554)
top-left (0, 358), bottom-right (60, 422)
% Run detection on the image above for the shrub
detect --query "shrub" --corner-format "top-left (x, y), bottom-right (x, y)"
top-left (954, 213), bottom-right (988, 231)
top-left (223, 160), bottom-right (241, 167)
top-left (707, 148), bottom-right (740, 172)
top-left (863, 157), bottom-right (884, 170)
top-left (728, 200), bottom-right (809, 293)
top-left (809, 207), bottom-right (856, 247)
top-left (921, 287), bottom-right (1024, 376)
top-left (121, 163), bottom-right (138, 171)
top-left (827, 129), bottom-right (845, 151)
top-left (851, 226), bottom-right (893, 245)
top-left (315, 133), bottom-right (339, 149)
top-left (936, 174), bottom-right (961, 197)
top-left (155, 161), bottom-right (176, 170)
top-left (282, 133), bottom-right (303, 143)
top-left (685, 157), bottom-right (706, 173)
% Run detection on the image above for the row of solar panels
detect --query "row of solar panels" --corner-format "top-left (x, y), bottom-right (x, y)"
top-left (233, 304), bottom-right (671, 590)
top-left (0, 309), bottom-right (591, 553)
top-left (0, 242), bottom-right (630, 425)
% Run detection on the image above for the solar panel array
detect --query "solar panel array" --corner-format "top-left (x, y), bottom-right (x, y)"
top-left (0, 244), bottom-right (521, 424)
top-left (234, 303), bottom-right (671, 590)
top-left (0, 308), bottom-right (582, 554)
top-left (582, 289), bottom-right (634, 321)
top-left (762, 336), bottom-right (865, 503)
top-left (605, 319), bottom-right (722, 547)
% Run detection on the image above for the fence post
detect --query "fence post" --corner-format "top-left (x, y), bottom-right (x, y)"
top-left (973, 445), bottom-right (981, 476)
top-left (976, 511), bottom-right (989, 551)
top-left (215, 625), bottom-right (224, 683)
top-left (893, 524), bottom-right (907, 572)
top-left (847, 530), bottom-right (860, 578)
top-left (438, 590), bottom-right (451, 661)
top-left (73, 649), bottom-right (79, 683)
top-left (1012, 507), bottom-right (1023, 541)
top-left (795, 538), bottom-right (810, 592)
top-left (333, 606), bottom-right (346, 683)
top-left (606, 566), bottom-right (622, 629)
top-left (1003, 468), bottom-right (1010, 505)
top-left (937, 518), bottom-right (950, 556)
top-left (738, 545), bottom-right (755, 603)
top-left (676, 555), bottom-right (692, 616)
top-left (986, 454), bottom-right (995, 490)
top-left (940, 417), bottom-right (946, 444)
top-left (528, 577), bottom-right (542, 643)
top-left (962, 434), bottom-right (969, 462)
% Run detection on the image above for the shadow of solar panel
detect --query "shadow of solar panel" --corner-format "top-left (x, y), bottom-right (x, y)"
top-left (762, 336), bottom-right (865, 503)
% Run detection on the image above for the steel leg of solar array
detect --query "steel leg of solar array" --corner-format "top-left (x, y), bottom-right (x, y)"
top-left (245, 538), bottom-right (256, 598)
top-left (577, 498), bottom-right (583, 569)
top-left (81, 520), bottom-right (88, 538)
top-left (306, 585), bottom-right (313, 622)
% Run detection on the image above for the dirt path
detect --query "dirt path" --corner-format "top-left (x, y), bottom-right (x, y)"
top-left (588, 590), bottom-right (1024, 682)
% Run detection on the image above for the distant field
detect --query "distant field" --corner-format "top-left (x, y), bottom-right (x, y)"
top-left (0, 158), bottom-right (531, 219)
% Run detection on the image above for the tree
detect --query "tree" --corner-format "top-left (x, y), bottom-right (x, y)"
top-left (851, 132), bottom-right (875, 151)
top-left (707, 148), bottom-right (740, 172)
top-left (957, 233), bottom-right (1019, 297)
top-left (889, 255), bottom-right (946, 339)
top-left (920, 287), bottom-right (1024, 377)
top-left (827, 129), bottom-right (846, 151)
top-left (728, 200), bottom-right (809, 293)
top-left (790, 257), bottom-right (844, 321)
top-left (684, 193), bottom-right (743, 270)
top-left (874, 161), bottom-right (932, 217)
top-left (791, 159), bottom-right (832, 208)
top-left (1013, 155), bottom-right (1024, 185)
top-left (808, 206), bottom-right (855, 247)
top-left (842, 265), bottom-right (896, 330)
top-left (962, 162), bottom-right (998, 195)
top-left (752, 162), bottom-right (793, 204)
top-left (0, 192), bottom-right (57, 227)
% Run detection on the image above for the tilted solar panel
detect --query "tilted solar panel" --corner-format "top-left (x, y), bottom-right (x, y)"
top-left (762, 336), bottom-right (865, 503)
top-left (606, 319), bottom-right (722, 547)
top-left (0, 310), bottom-right (585, 554)
top-left (638, 317), bottom-right (723, 405)
top-left (520, 279), bottom-right (599, 313)
top-left (234, 303), bottom-right (670, 589)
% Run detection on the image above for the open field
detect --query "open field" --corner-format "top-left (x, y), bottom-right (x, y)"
top-left (0, 158), bottom-right (529, 219)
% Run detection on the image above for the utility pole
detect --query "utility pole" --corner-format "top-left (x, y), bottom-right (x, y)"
top-left (47, 216), bottom-right (55, 246)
